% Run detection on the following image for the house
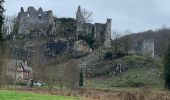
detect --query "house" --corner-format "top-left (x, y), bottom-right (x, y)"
top-left (6, 59), bottom-right (32, 81)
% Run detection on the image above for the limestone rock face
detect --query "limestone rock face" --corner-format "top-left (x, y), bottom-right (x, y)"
top-left (73, 40), bottom-right (91, 53)
top-left (45, 39), bottom-right (69, 57)
top-left (130, 40), bottom-right (154, 58)
top-left (142, 40), bottom-right (154, 58)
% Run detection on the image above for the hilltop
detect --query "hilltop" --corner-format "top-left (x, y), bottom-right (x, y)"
top-left (115, 28), bottom-right (170, 58)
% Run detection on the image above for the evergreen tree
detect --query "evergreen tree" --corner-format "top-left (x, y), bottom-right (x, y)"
top-left (0, 0), bottom-right (5, 87)
top-left (86, 34), bottom-right (95, 49)
top-left (0, 0), bottom-right (4, 42)
top-left (79, 68), bottom-right (84, 88)
top-left (164, 45), bottom-right (170, 89)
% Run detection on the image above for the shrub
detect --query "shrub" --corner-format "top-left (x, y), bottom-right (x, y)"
top-left (104, 51), bottom-right (113, 60)
top-left (85, 34), bottom-right (95, 48)
top-left (79, 69), bottom-right (84, 87)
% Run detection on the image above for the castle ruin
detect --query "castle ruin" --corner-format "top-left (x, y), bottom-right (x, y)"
top-left (18, 7), bottom-right (55, 36)
top-left (16, 6), bottom-right (112, 48)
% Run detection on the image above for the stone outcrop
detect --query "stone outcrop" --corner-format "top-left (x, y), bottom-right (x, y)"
top-left (130, 40), bottom-right (154, 58)
top-left (73, 40), bottom-right (92, 53)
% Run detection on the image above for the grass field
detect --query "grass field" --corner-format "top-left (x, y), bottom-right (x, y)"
top-left (0, 90), bottom-right (79, 100)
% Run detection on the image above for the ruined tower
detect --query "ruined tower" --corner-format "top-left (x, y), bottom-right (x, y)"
top-left (76, 6), bottom-right (112, 48)
top-left (76, 6), bottom-right (85, 37)
top-left (104, 19), bottom-right (112, 47)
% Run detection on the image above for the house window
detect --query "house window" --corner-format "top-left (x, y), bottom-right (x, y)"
top-left (27, 72), bottom-right (29, 77)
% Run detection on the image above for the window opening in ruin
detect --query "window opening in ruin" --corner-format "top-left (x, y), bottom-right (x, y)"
top-left (39, 14), bottom-right (42, 19)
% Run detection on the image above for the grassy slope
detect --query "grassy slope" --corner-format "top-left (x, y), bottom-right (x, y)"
top-left (85, 55), bottom-right (164, 90)
top-left (0, 90), bottom-right (78, 100)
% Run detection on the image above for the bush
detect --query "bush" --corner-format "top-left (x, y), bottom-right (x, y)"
top-left (85, 34), bottom-right (95, 48)
top-left (104, 51), bottom-right (126, 60)
top-left (116, 51), bottom-right (126, 58)
top-left (79, 69), bottom-right (84, 87)
top-left (104, 51), bottom-right (113, 60)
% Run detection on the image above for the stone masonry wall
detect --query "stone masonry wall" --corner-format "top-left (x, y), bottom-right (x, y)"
top-left (16, 6), bottom-right (112, 48)
top-left (18, 7), bottom-right (54, 35)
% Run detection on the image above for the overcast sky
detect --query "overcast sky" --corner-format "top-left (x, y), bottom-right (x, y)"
top-left (4, 0), bottom-right (170, 33)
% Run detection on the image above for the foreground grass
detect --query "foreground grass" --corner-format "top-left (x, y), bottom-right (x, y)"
top-left (0, 90), bottom-right (79, 100)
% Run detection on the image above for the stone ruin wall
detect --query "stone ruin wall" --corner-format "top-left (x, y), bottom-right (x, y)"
top-left (12, 6), bottom-right (112, 49)
top-left (18, 7), bottom-right (55, 35)
top-left (76, 6), bottom-right (112, 48)
top-left (104, 19), bottom-right (112, 48)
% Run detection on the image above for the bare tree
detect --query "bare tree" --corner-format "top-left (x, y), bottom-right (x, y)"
top-left (63, 59), bottom-right (80, 89)
top-left (81, 8), bottom-right (93, 36)
top-left (3, 15), bottom-right (16, 35)
top-left (31, 45), bottom-right (47, 81)
top-left (0, 41), bottom-right (11, 88)
top-left (43, 56), bottom-right (66, 92)
top-left (81, 8), bottom-right (93, 23)
top-left (112, 31), bottom-right (121, 52)
top-left (121, 30), bottom-right (132, 54)
top-left (31, 45), bottom-right (57, 92)
top-left (4, 44), bottom-right (13, 88)
top-left (31, 45), bottom-right (73, 92)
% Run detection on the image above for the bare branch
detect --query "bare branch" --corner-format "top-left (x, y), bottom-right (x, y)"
top-left (81, 8), bottom-right (93, 23)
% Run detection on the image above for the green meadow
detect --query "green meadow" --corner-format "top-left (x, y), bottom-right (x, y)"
top-left (0, 90), bottom-right (79, 100)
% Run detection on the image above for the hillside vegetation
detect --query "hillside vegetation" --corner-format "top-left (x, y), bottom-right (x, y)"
top-left (85, 54), bottom-right (164, 90)
top-left (117, 28), bottom-right (170, 57)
